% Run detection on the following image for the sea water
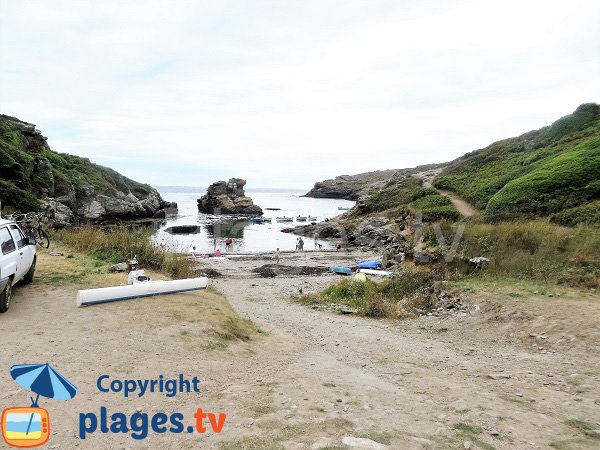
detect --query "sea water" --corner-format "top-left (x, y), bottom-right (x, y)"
top-left (151, 187), bottom-right (355, 253)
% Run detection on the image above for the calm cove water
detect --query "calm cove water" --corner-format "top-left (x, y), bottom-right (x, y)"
top-left (152, 186), bottom-right (355, 253)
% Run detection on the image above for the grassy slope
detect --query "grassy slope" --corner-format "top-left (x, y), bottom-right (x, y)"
top-left (0, 114), bottom-right (153, 211)
top-left (359, 176), bottom-right (460, 222)
top-left (433, 103), bottom-right (600, 224)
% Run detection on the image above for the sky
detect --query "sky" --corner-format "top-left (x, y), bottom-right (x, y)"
top-left (1, 0), bottom-right (599, 189)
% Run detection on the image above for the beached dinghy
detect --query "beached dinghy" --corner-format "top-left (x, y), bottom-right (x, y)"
top-left (330, 266), bottom-right (352, 276)
top-left (358, 268), bottom-right (393, 277)
top-left (357, 260), bottom-right (382, 269)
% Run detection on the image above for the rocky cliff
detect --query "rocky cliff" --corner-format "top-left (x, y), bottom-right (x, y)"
top-left (197, 178), bottom-right (262, 215)
top-left (305, 164), bottom-right (446, 200)
top-left (0, 114), bottom-right (176, 225)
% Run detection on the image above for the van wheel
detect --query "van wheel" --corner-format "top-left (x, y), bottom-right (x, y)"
top-left (23, 257), bottom-right (36, 284)
top-left (0, 282), bottom-right (12, 313)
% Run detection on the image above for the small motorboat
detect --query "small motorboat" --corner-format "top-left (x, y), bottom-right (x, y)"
top-left (263, 217), bottom-right (272, 223)
top-left (296, 216), bottom-right (307, 222)
top-left (250, 217), bottom-right (265, 224)
top-left (307, 216), bottom-right (317, 221)
top-left (276, 217), bottom-right (293, 222)
top-left (330, 266), bottom-right (352, 276)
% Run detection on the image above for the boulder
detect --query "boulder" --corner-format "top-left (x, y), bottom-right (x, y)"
top-left (198, 178), bottom-right (263, 215)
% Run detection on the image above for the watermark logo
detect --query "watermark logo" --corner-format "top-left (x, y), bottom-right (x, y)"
top-left (2, 364), bottom-right (77, 448)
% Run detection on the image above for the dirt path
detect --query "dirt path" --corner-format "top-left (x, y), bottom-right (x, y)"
top-left (2, 250), bottom-right (599, 449)
top-left (438, 190), bottom-right (478, 218)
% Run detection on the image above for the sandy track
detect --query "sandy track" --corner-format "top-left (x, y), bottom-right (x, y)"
top-left (1, 250), bottom-right (599, 449)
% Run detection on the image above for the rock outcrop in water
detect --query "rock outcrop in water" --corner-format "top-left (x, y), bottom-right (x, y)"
top-left (0, 114), bottom-right (177, 226)
top-left (197, 178), bottom-right (262, 215)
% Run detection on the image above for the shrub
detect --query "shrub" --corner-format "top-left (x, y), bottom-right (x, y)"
top-left (298, 270), bottom-right (437, 318)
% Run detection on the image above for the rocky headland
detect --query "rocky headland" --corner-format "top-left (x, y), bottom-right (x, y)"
top-left (197, 178), bottom-right (262, 215)
top-left (304, 164), bottom-right (445, 200)
top-left (0, 114), bottom-right (176, 226)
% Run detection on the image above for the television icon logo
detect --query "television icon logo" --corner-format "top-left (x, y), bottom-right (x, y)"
top-left (1, 407), bottom-right (50, 448)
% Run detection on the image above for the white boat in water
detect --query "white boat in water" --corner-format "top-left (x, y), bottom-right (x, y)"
top-left (276, 217), bottom-right (294, 222)
top-left (307, 216), bottom-right (317, 221)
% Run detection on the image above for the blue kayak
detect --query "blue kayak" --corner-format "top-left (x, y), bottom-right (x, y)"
top-left (357, 260), bottom-right (382, 269)
top-left (330, 267), bottom-right (352, 276)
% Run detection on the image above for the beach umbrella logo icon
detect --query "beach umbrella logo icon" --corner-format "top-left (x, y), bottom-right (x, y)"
top-left (2, 364), bottom-right (77, 448)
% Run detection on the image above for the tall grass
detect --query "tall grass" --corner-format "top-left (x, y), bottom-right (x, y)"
top-left (53, 226), bottom-right (195, 279)
top-left (427, 221), bottom-right (600, 288)
top-left (297, 270), bottom-right (437, 319)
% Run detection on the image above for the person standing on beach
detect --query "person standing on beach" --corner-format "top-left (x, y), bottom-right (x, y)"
top-left (191, 246), bottom-right (197, 263)
top-left (213, 238), bottom-right (217, 252)
top-left (314, 234), bottom-right (318, 250)
top-left (295, 237), bottom-right (300, 251)
top-left (299, 238), bottom-right (304, 251)
top-left (272, 248), bottom-right (280, 264)
top-left (225, 237), bottom-right (232, 252)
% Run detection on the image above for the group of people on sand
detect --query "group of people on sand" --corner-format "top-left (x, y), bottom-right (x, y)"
top-left (295, 237), bottom-right (305, 251)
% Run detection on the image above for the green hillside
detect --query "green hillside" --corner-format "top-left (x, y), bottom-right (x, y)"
top-left (360, 176), bottom-right (460, 222)
top-left (433, 103), bottom-right (600, 224)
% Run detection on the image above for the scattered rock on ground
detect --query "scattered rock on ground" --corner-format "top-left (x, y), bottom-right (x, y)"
top-left (110, 262), bottom-right (129, 273)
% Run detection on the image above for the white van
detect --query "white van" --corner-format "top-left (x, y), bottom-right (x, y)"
top-left (0, 218), bottom-right (37, 312)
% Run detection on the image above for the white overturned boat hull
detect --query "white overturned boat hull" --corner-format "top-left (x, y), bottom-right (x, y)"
top-left (358, 269), bottom-right (393, 277)
top-left (76, 277), bottom-right (208, 306)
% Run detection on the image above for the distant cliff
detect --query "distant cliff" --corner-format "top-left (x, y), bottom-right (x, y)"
top-left (304, 169), bottom-right (399, 200)
top-left (0, 114), bottom-right (176, 225)
top-left (304, 165), bottom-right (445, 200)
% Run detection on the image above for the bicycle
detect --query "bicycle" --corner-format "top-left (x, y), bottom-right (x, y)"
top-left (8, 212), bottom-right (51, 248)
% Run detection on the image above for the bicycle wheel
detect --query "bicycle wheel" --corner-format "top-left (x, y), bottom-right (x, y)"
top-left (35, 228), bottom-right (50, 248)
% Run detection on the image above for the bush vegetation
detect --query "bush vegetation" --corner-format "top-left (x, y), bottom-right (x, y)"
top-left (360, 176), bottom-right (460, 222)
top-left (425, 221), bottom-right (600, 288)
top-left (296, 270), bottom-right (438, 319)
top-left (53, 226), bottom-right (195, 279)
top-left (433, 103), bottom-right (600, 224)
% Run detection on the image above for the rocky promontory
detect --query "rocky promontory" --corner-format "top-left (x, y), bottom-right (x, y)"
top-left (304, 170), bottom-right (398, 200)
top-left (197, 178), bottom-right (262, 215)
top-left (304, 164), bottom-right (447, 200)
top-left (0, 114), bottom-right (176, 226)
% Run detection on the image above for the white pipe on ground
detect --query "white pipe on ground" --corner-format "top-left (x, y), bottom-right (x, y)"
top-left (76, 277), bottom-right (209, 307)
